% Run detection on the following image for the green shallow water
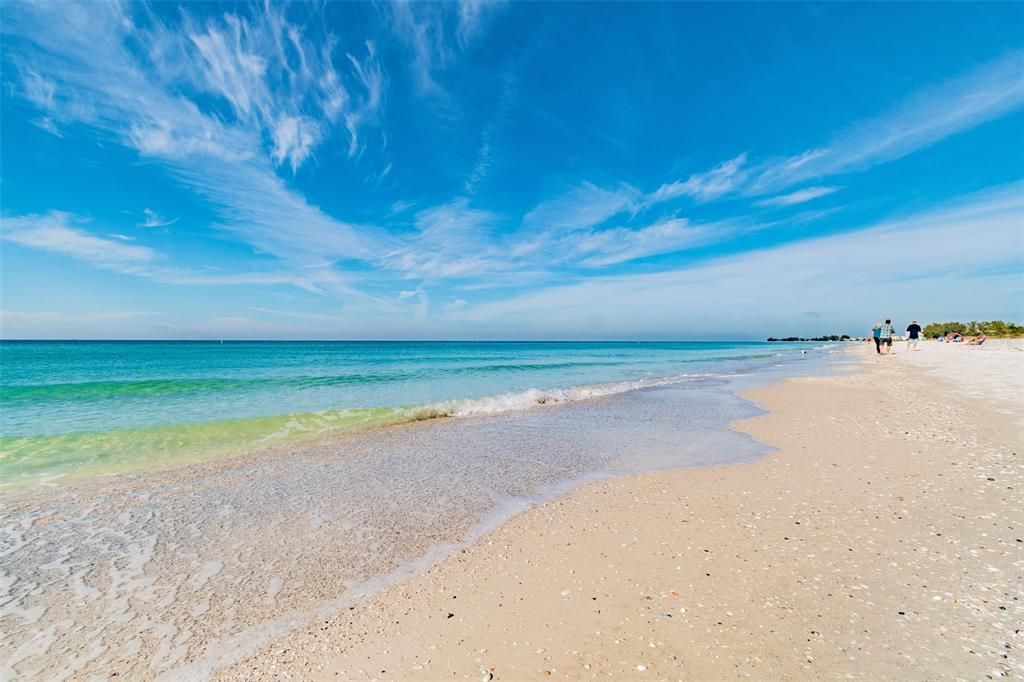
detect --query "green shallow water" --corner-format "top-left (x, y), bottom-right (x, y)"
top-left (0, 405), bottom-right (414, 485)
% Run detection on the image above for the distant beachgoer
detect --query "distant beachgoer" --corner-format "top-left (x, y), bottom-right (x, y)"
top-left (906, 320), bottom-right (922, 351)
top-left (872, 322), bottom-right (882, 354)
top-left (969, 333), bottom-right (987, 346)
top-left (879, 319), bottom-right (895, 354)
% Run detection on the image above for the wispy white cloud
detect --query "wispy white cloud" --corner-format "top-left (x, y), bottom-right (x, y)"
top-left (342, 41), bottom-right (385, 158)
top-left (756, 186), bottom-right (841, 208)
top-left (462, 44), bottom-right (526, 197)
top-left (456, 0), bottom-right (501, 47)
top-left (20, 67), bottom-right (56, 109)
top-left (501, 211), bottom-right (747, 270)
top-left (749, 50), bottom-right (1024, 193)
top-left (414, 199), bottom-right (494, 238)
top-left (30, 116), bottom-right (62, 137)
top-left (139, 208), bottom-right (179, 228)
top-left (15, 65), bottom-right (63, 136)
top-left (1, 211), bottom-right (336, 293)
top-left (523, 182), bottom-right (640, 232)
top-left (269, 115), bottom-right (318, 172)
top-left (572, 218), bottom-right (721, 267)
top-left (146, 4), bottom-right (385, 169)
top-left (388, 0), bottom-right (501, 94)
top-left (646, 50), bottom-right (1024, 206)
top-left (385, 199), bottom-right (508, 279)
top-left (388, 200), bottom-right (416, 215)
top-left (464, 128), bottom-right (494, 196)
top-left (645, 153), bottom-right (748, 206)
top-left (396, 286), bottom-right (430, 320)
top-left (3, 211), bottom-right (158, 273)
top-left (515, 178), bottom-right (752, 267)
top-left (388, 1), bottom-right (453, 95)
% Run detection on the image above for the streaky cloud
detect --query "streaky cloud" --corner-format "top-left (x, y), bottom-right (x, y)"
top-left (756, 186), bottom-right (841, 208)
top-left (384, 199), bottom-right (510, 279)
top-left (749, 49), bottom-right (1024, 193)
top-left (523, 182), bottom-right (640, 232)
top-left (645, 153), bottom-right (748, 206)
top-left (388, 0), bottom-right (500, 95)
top-left (1, 211), bottom-right (336, 294)
top-left (573, 218), bottom-right (723, 268)
top-left (139, 208), bottom-right (179, 228)
top-left (647, 50), bottom-right (1024, 205)
top-left (4, 211), bottom-right (157, 271)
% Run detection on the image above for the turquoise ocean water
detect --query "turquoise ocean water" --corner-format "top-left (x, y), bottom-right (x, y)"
top-left (0, 340), bottom-right (815, 484)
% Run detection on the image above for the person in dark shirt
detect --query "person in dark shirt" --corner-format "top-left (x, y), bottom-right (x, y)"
top-left (906, 320), bottom-right (922, 351)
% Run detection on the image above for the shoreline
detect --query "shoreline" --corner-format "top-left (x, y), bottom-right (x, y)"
top-left (218, 344), bottom-right (1022, 680)
top-left (2, 349), bottom-right (810, 679)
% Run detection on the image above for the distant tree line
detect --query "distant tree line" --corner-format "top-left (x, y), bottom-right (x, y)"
top-left (766, 335), bottom-right (852, 342)
top-left (921, 320), bottom-right (1024, 338)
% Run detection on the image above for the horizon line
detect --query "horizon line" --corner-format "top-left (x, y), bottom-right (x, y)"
top-left (0, 337), bottom-right (840, 343)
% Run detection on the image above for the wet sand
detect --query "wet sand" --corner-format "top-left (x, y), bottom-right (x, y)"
top-left (220, 342), bottom-right (1023, 680)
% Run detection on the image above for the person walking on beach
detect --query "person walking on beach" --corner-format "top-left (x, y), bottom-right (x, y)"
top-left (878, 319), bottom-right (896, 354)
top-left (872, 322), bottom-right (883, 354)
top-left (906, 320), bottom-right (922, 351)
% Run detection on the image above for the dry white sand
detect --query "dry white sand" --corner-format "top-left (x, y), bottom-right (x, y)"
top-left (219, 343), bottom-right (1023, 681)
top-left (896, 339), bottom-right (1023, 422)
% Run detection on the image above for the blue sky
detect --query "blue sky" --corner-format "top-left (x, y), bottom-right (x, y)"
top-left (1, 1), bottom-right (1022, 340)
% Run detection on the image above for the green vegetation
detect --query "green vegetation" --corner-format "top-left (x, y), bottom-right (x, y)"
top-left (766, 335), bottom-right (852, 342)
top-left (921, 320), bottom-right (1024, 339)
top-left (767, 320), bottom-right (1024, 342)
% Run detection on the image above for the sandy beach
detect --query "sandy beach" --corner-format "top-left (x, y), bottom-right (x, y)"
top-left (219, 341), bottom-right (1023, 681)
